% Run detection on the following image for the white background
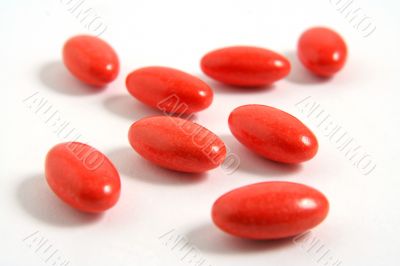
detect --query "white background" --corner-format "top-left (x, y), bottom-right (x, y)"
top-left (1, 0), bottom-right (399, 265)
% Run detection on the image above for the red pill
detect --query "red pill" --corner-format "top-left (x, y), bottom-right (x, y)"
top-left (229, 105), bottom-right (318, 164)
top-left (298, 27), bottom-right (347, 77)
top-left (63, 35), bottom-right (119, 87)
top-left (126, 67), bottom-right (213, 114)
top-left (201, 46), bottom-right (291, 87)
top-left (45, 142), bottom-right (121, 213)
top-left (212, 181), bottom-right (329, 240)
top-left (128, 116), bottom-right (226, 173)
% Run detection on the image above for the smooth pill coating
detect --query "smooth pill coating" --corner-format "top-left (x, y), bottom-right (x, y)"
top-left (63, 35), bottom-right (119, 87)
top-left (45, 142), bottom-right (121, 213)
top-left (128, 116), bottom-right (226, 173)
top-left (229, 105), bottom-right (318, 164)
top-left (212, 181), bottom-right (329, 240)
top-left (201, 46), bottom-right (291, 87)
top-left (126, 67), bottom-right (213, 114)
top-left (298, 27), bottom-right (347, 77)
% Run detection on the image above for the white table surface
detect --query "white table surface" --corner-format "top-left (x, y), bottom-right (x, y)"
top-left (1, 0), bottom-right (399, 265)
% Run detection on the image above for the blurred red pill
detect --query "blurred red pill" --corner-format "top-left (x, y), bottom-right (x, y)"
top-left (229, 105), bottom-right (318, 164)
top-left (45, 142), bottom-right (121, 213)
top-left (212, 181), bottom-right (329, 240)
top-left (128, 116), bottom-right (226, 173)
top-left (126, 67), bottom-right (213, 114)
top-left (201, 46), bottom-right (291, 87)
top-left (298, 27), bottom-right (347, 77)
top-left (63, 35), bottom-right (119, 87)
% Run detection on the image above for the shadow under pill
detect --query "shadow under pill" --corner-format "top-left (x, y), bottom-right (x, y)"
top-left (103, 94), bottom-right (161, 120)
top-left (107, 147), bottom-right (207, 185)
top-left (103, 95), bottom-right (198, 121)
top-left (186, 223), bottom-right (294, 254)
top-left (220, 134), bottom-right (302, 177)
top-left (16, 175), bottom-right (102, 227)
top-left (283, 51), bottom-right (332, 85)
top-left (197, 73), bottom-right (276, 94)
top-left (39, 60), bottom-right (104, 95)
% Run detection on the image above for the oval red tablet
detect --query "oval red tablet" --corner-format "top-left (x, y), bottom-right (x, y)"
top-left (126, 67), bottom-right (213, 114)
top-left (298, 27), bottom-right (347, 77)
top-left (45, 142), bottom-right (121, 213)
top-left (128, 116), bottom-right (226, 173)
top-left (212, 181), bottom-right (329, 240)
top-left (201, 46), bottom-right (291, 87)
top-left (63, 35), bottom-right (119, 87)
top-left (228, 104), bottom-right (318, 164)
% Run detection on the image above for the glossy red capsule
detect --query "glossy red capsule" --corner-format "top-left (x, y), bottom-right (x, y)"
top-left (298, 27), bottom-right (347, 77)
top-left (201, 46), bottom-right (291, 87)
top-left (45, 142), bottom-right (121, 213)
top-left (212, 181), bottom-right (329, 240)
top-left (126, 67), bottom-right (213, 114)
top-left (229, 105), bottom-right (318, 164)
top-left (128, 116), bottom-right (226, 173)
top-left (63, 35), bottom-right (119, 87)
